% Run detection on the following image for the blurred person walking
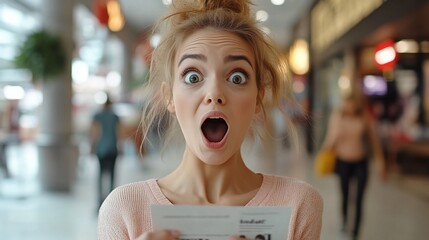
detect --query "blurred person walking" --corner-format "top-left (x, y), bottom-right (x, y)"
top-left (321, 94), bottom-right (387, 240)
top-left (90, 95), bottom-right (121, 209)
top-left (0, 100), bottom-right (21, 178)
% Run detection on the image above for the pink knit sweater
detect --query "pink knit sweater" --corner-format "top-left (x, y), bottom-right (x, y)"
top-left (98, 174), bottom-right (323, 239)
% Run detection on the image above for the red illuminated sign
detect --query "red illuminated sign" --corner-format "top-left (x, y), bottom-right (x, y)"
top-left (94, 0), bottom-right (109, 26)
top-left (374, 40), bottom-right (397, 70)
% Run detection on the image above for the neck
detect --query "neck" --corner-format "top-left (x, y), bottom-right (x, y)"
top-left (158, 147), bottom-right (262, 205)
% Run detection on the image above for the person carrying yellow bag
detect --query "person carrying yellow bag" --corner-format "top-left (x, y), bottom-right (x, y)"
top-left (317, 94), bottom-right (387, 240)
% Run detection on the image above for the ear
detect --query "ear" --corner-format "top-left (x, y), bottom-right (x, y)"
top-left (255, 88), bottom-right (265, 113)
top-left (161, 82), bottom-right (175, 113)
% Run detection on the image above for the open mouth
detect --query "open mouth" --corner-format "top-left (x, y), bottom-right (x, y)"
top-left (201, 117), bottom-right (228, 143)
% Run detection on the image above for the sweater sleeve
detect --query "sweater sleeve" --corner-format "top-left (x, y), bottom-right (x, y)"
top-left (294, 184), bottom-right (324, 240)
top-left (98, 187), bottom-right (130, 239)
top-left (258, 176), bottom-right (323, 240)
top-left (97, 181), bottom-right (158, 240)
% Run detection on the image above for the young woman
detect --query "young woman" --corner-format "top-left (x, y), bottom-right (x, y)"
top-left (321, 95), bottom-right (386, 240)
top-left (98, 0), bottom-right (323, 239)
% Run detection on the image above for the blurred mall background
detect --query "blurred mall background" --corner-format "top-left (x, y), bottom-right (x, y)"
top-left (0, 0), bottom-right (429, 239)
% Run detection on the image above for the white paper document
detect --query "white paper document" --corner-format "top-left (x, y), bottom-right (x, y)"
top-left (151, 205), bottom-right (292, 240)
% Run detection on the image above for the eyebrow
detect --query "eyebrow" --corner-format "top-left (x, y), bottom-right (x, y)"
top-left (225, 55), bottom-right (253, 68)
top-left (178, 54), bottom-right (207, 66)
top-left (178, 53), bottom-right (254, 68)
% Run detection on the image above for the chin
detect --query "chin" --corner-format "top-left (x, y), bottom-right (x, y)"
top-left (198, 153), bottom-right (230, 166)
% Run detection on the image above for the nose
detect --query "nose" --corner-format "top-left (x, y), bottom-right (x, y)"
top-left (204, 80), bottom-right (226, 105)
top-left (206, 96), bottom-right (224, 105)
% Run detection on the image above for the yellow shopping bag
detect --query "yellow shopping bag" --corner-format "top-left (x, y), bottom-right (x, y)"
top-left (314, 150), bottom-right (336, 176)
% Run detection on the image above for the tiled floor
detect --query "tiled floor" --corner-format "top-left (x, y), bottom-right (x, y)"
top-left (1, 135), bottom-right (429, 240)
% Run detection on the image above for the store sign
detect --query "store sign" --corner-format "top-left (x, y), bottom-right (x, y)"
top-left (374, 40), bottom-right (397, 70)
top-left (311, 0), bottom-right (384, 53)
top-left (94, 0), bottom-right (109, 25)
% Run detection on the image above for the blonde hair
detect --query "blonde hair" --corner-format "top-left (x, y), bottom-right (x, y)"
top-left (140, 0), bottom-right (297, 151)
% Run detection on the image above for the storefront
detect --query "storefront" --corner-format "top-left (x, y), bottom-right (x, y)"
top-left (309, 0), bottom-right (429, 174)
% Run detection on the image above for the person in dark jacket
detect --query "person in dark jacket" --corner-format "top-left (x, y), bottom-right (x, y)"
top-left (91, 96), bottom-right (121, 208)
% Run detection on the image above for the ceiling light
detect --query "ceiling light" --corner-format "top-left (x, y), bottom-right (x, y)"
top-left (395, 40), bottom-right (418, 53)
top-left (0, 4), bottom-right (24, 29)
top-left (106, 71), bottom-right (121, 88)
top-left (150, 34), bottom-right (161, 48)
top-left (256, 10), bottom-right (269, 22)
top-left (94, 91), bottom-right (108, 105)
top-left (289, 39), bottom-right (309, 75)
top-left (72, 60), bottom-right (89, 84)
top-left (107, 0), bottom-right (125, 32)
top-left (3, 85), bottom-right (25, 100)
top-left (162, 0), bottom-right (172, 5)
top-left (271, 0), bottom-right (285, 6)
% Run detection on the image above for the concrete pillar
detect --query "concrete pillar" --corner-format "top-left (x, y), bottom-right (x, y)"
top-left (37, 0), bottom-right (77, 191)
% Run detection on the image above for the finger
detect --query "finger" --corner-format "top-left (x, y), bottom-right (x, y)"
top-left (229, 236), bottom-right (247, 240)
top-left (168, 230), bottom-right (181, 239)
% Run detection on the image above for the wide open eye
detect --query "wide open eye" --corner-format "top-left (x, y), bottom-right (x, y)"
top-left (228, 71), bottom-right (247, 85)
top-left (183, 70), bottom-right (203, 84)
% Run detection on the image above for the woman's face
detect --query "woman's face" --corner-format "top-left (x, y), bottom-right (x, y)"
top-left (343, 99), bottom-right (357, 115)
top-left (167, 28), bottom-right (262, 165)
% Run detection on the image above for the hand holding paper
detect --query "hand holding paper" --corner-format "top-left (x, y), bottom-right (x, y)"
top-left (151, 205), bottom-right (292, 240)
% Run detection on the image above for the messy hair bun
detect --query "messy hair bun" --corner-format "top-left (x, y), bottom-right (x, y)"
top-left (202, 0), bottom-right (251, 16)
top-left (169, 0), bottom-right (251, 19)
top-left (161, 0), bottom-right (252, 30)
